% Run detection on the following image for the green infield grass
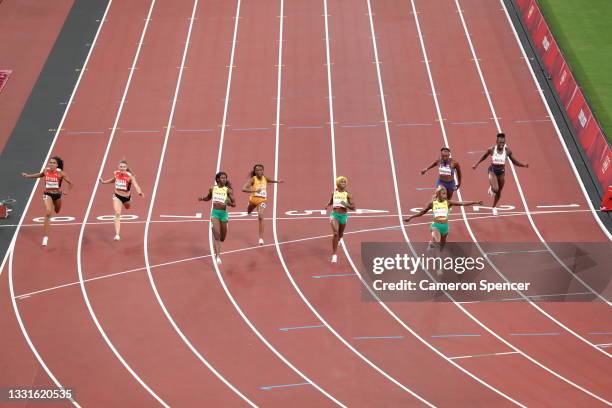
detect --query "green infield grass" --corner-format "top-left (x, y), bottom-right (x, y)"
top-left (538, 0), bottom-right (612, 142)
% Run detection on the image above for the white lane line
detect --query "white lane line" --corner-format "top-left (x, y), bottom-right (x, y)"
top-left (208, 0), bottom-right (342, 404)
top-left (6, 2), bottom-right (115, 405)
top-left (353, 336), bottom-right (404, 341)
top-left (269, 0), bottom-right (430, 404)
top-left (287, 125), bottom-right (324, 129)
top-left (486, 249), bottom-right (549, 256)
top-left (339, 123), bottom-right (378, 128)
top-left (535, 204), bottom-right (580, 209)
top-left (597, 344), bottom-right (612, 349)
top-left (411, 0), bottom-right (605, 403)
top-left (412, 0), bottom-right (610, 403)
top-left (66, 130), bottom-right (106, 135)
top-left (449, 351), bottom-right (519, 360)
top-left (13, 209), bottom-right (610, 302)
top-left (175, 128), bottom-right (214, 132)
top-left (449, 120), bottom-right (489, 125)
top-left (231, 127), bottom-right (271, 131)
top-left (9, 252), bottom-right (81, 407)
top-left (395, 122), bottom-right (433, 127)
top-left (514, 119), bottom-right (551, 124)
top-left (362, 0), bottom-right (526, 405)
top-left (455, 2), bottom-right (612, 362)
top-left (141, 0), bottom-right (256, 405)
top-left (0, 206), bottom-right (602, 228)
top-left (457, 291), bottom-right (596, 304)
top-left (74, 1), bottom-right (168, 405)
top-left (498, 0), bottom-right (612, 241)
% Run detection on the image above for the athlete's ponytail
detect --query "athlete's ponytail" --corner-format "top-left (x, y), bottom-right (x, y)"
top-left (51, 156), bottom-right (64, 171)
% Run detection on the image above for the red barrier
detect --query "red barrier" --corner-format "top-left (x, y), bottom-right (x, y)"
top-left (515, 0), bottom-right (612, 191)
top-left (601, 186), bottom-right (612, 211)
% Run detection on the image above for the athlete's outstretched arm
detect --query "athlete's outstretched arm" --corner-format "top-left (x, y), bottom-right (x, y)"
top-left (265, 176), bottom-right (284, 184)
top-left (421, 159), bottom-right (439, 175)
top-left (472, 148), bottom-right (492, 169)
top-left (507, 149), bottom-right (529, 168)
top-left (198, 188), bottom-right (213, 202)
top-left (21, 171), bottom-right (43, 179)
top-left (448, 199), bottom-right (483, 207)
top-left (99, 176), bottom-right (116, 184)
top-left (241, 178), bottom-right (255, 193)
top-left (404, 202), bottom-right (432, 222)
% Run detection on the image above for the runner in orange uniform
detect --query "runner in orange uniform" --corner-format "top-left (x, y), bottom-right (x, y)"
top-left (242, 164), bottom-right (283, 245)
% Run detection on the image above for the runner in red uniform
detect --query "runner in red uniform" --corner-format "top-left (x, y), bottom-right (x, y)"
top-left (21, 156), bottom-right (73, 246)
top-left (99, 160), bottom-right (144, 241)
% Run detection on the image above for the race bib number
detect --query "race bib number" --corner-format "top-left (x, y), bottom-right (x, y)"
top-left (255, 189), bottom-right (267, 198)
top-left (433, 208), bottom-right (447, 218)
top-left (213, 193), bottom-right (227, 203)
top-left (115, 179), bottom-right (128, 191)
top-left (333, 199), bottom-right (346, 208)
top-left (45, 180), bottom-right (59, 189)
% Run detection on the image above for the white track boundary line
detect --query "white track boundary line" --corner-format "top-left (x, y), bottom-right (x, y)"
top-left (8, 251), bottom-right (81, 407)
top-left (497, 1), bottom-right (612, 242)
top-left (360, 0), bottom-right (525, 405)
top-left (73, 1), bottom-right (168, 405)
top-left (14, 210), bottom-right (611, 302)
top-left (6, 3), bottom-right (114, 404)
top-left (0, 8), bottom-right (114, 278)
top-left (207, 0), bottom-right (341, 404)
top-left (0, 207), bottom-right (600, 229)
top-left (454, 0), bottom-right (612, 355)
top-left (267, 0), bottom-right (434, 404)
top-left (326, 0), bottom-right (521, 403)
top-left (141, 1), bottom-right (256, 405)
top-left (449, 351), bottom-right (520, 360)
top-left (409, 0), bottom-right (611, 404)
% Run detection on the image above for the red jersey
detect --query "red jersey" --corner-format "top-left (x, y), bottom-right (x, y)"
top-left (44, 168), bottom-right (62, 191)
top-left (114, 171), bottom-right (132, 192)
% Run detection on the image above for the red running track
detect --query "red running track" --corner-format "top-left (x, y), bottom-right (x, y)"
top-left (1, 0), bottom-right (610, 406)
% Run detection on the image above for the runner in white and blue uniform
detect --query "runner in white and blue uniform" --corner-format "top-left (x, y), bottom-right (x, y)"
top-left (421, 147), bottom-right (462, 200)
top-left (472, 133), bottom-right (529, 215)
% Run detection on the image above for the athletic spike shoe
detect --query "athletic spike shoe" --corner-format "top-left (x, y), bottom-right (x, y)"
top-left (114, 234), bottom-right (121, 241)
top-left (42, 236), bottom-right (48, 246)
top-left (331, 254), bottom-right (338, 263)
